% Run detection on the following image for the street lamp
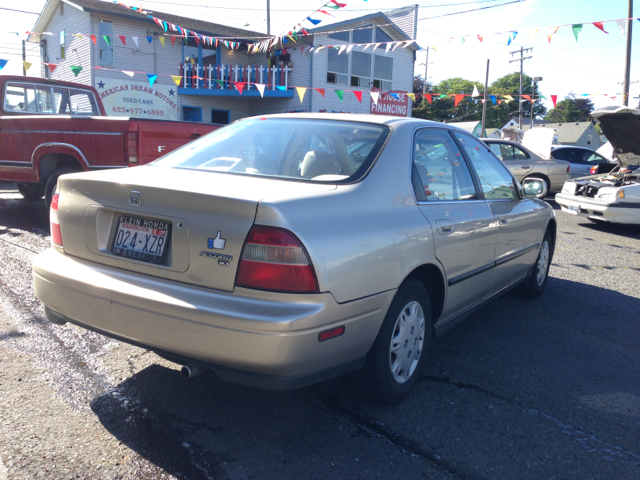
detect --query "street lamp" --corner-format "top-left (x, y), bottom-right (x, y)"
top-left (530, 76), bottom-right (543, 129)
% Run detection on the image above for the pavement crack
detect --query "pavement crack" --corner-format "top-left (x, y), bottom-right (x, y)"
top-left (422, 375), bottom-right (640, 469)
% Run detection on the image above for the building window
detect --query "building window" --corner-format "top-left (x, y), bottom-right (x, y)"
top-left (327, 48), bottom-right (348, 85)
top-left (98, 20), bottom-right (114, 68)
top-left (373, 55), bottom-right (392, 91)
top-left (352, 25), bottom-right (373, 44)
top-left (60, 2), bottom-right (64, 15)
top-left (351, 50), bottom-right (371, 87)
top-left (375, 27), bottom-right (392, 44)
top-left (328, 30), bottom-right (349, 41)
top-left (587, 134), bottom-right (592, 145)
top-left (60, 30), bottom-right (65, 60)
top-left (553, 134), bottom-right (559, 143)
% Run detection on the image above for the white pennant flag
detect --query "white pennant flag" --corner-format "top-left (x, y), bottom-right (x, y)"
top-left (315, 45), bottom-right (325, 52)
top-left (122, 71), bottom-right (135, 77)
top-left (346, 44), bottom-right (354, 53)
top-left (309, 47), bottom-right (314, 53)
top-left (372, 43), bottom-right (380, 52)
top-left (472, 85), bottom-right (480, 97)
top-left (132, 36), bottom-right (139, 47)
top-left (403, 40), bottom-right (414, 48)
top-left (385, 42), bottom-right (393, 54)
top-left (392, 42), bottom-right (401, 51)
top-left (338, 45), bottom-right (347, 55)
top-left (370, 92), bottom-right (380, 105)
top-left (616, 20), bottom-right (627, 36)
top-left (363, 43), bottom-right (371, 51)
top-left (256, 84), bottom-right (266, 98)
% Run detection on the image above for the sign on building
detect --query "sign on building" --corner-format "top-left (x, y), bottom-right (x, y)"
top-left (95, 77), bottom-right (179, 120)
top-left (370, 89), bottom-right (409, 117)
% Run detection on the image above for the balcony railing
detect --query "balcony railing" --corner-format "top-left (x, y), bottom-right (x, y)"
top-left (180, 63), bottom-right (293, 92)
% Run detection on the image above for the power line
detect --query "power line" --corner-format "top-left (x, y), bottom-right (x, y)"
top-left (0, 7), bottom-right (40, 15)
top-left (418, 0), bottom-right (527, 22)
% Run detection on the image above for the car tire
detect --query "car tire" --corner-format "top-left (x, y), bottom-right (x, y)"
top-left (16, 182), bottom-right (45, 200)
top-left (354, 278), bottom-right (433, 405)
top-left (519, 229), bottom-right (553, 298)
top-left (44, 168), bottom-right (77, 208)
top-left (523, 176), bottom-right (549, 199)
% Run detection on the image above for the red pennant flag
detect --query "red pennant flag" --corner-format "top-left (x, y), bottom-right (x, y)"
top-left (171, 36), bottom-right (177, 46)
top-left (195, 36), bottom-right (200, 46)
top-left (315, 88), bottom-right (325, 97)
top-left (118, 35), bottom-right (126, 46)
top-left (477, 35), bottom-right (483, 42)
top-left (89, 35), bottom-right (97, 45)
top-left (301, 47), bottom-right (304, 54)
top-left (593, 22), bottom-right (609, 34)
top-left (454, 94), bottom-right (465, 107)
top-left (234, 81), bottom-right (245, 95)
top-left (522, 94), bottom-right (532, 102)
top-left (424, 94), bottom-right (432, 104)
top-left (353, 90), bottom-right (362, 102)
top-left (45, 63), bottom-right (57, 73)
top-left (551, 95), bottom-right (558, 107)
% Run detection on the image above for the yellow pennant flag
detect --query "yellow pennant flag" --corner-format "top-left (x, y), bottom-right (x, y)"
top-left (159, 36), bottom-right (165, 47)
top-left (23, 61), bottom-right (32, 72)
top-left (171, 75), bottom-right (182, 86)
top-left (407, 93), bottom-right (416, 102)
top-left (504, 95), bottom-right (514, 101)
top-left (296, 87), bottom-right (307, 103)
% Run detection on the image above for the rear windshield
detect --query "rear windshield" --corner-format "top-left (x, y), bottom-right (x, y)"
top-left (152, 118), bottom-right (391, 183)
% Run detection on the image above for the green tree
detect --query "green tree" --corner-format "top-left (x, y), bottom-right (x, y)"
top-left (486, 73), bottom-right (547, 128)
top-left (413, 74), bottom-right (432, 94)
top-left (545, 97), bottom-right (595, 122)
top-left (413, 77), bottom-right (484, 123)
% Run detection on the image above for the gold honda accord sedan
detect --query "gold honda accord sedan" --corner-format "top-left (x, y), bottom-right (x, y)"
top-left (33, 114), bottom-right (556, 404)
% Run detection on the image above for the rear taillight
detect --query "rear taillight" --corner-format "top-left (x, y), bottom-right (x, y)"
top-left (50, 192), bottom-right (63, 247)
top-left (124, 132), bottom-right (139, 164)
top-left (590, 166), bottom-right (597, 175)
top-left (567, 165), bottom-right (571, 173)
top-left (236, 226), bottom-right (319, 293)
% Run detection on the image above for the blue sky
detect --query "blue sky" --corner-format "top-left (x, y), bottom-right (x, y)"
top-left (1, 0), bottom-right (638, 112)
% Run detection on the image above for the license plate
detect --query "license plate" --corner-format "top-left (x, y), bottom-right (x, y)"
top-left (111, 215), bottom-right (171, 264)
top-left (562, 205), bottom-right (580, 215)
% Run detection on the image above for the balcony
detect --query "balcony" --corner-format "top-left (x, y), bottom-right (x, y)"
top-left (178, 63), bottom-right (294, 97)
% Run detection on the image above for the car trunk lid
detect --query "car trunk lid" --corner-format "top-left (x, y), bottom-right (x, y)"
top-left (57, 166), bottom-right (336, 292)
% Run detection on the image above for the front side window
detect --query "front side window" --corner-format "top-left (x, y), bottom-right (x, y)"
top-left (35, 86), bottom-right (53, 113)
top-left (99, 20), bottom-right (114, 68)
top-left (454, 133), bottom-right (518, 200)
top-left (153, 118), bottom-right (390, 184)
top-left (69, 89), bottom-right (99, 116)
top-left (512, 145), bottom-right (529, 160)
top-left (327, 48), bottom-right (348, 85)
top-left (580, 151), bottom-right (607, 164)
top-left (3, 83), bottom-right (36, 112)
top-left (413, 129), bottom-right (478, 202)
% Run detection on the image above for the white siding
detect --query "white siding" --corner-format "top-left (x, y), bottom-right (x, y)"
top-left (43, 3), bottom-right (92, 86)
top-left (387, 6), bottom-right (418, 40)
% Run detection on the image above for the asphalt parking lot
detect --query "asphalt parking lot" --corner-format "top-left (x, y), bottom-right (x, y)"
top-left (0, 181), bottom-right (639, 480)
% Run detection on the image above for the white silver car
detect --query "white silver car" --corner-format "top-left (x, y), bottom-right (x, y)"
top-left (32, 114), bottom-right (557, 404)
top-left (556, 106), bottom-right (640, 224)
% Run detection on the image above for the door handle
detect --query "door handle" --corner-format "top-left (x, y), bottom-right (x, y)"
top-left (436, 219), bottom-right (455, 235)
top-left (520, 165), bottom-right (531, 169)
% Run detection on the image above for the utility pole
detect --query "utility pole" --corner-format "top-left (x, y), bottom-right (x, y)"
top-left (530, 76), bottom-right (542, 128)
top-left (509, 46), bottom-right (533, 129)
top-left (267, 0), bottom-right (271, 35)
top-left (481, 59), bottom-right (489, 137)
top-left (422, 47), bottom-right (429, 94)
top-left (623, 0), bottom-right (632, 106)
top-left (22, 40), bottom-right (26, 76)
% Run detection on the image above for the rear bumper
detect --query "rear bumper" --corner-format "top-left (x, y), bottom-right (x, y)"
top-left (555, 193), bottom-right (640, 224)
top-left (33, 248), bottom-right (395, 389)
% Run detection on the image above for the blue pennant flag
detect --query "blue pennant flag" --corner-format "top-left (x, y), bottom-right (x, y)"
top-left (307, 17), bottom-right (321, 25)
top-left (389, 93), bottom-right (400, 100)
top-left (276, 86), bottom-right (287, 91)
top-left (147, 74), bottom-right (158, 87)
top-left (507, 31), bottom-right (518, 46)
top-left (0, 59), bottom-right (7, 70)
top-left (488, 95), bottom-right (497, 105)
top-left (147, 36), bottom-right (153, 43)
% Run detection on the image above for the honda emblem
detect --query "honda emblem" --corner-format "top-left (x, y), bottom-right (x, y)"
top-left (129, 191), bottom-right (142, 206)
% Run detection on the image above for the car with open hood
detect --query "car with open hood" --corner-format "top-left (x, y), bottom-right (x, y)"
top-left (32, 114), bottom-right (557, 404)
top-left (555, 106), bottom-right (640, 224)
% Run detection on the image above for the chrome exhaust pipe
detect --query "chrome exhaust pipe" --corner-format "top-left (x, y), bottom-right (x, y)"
top-left (181, 364), bottom-right (209, 379)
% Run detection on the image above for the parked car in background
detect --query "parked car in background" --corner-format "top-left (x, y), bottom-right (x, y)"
top-left (483, 138), bottom-right (570, 197)
top-left (555, 106), bottom-right (640, 224)
top-left (550, 146), bottom-right (612, 178)
top-left (32, 114), bottom-right (557, 405)
top-left (0, 76), bottom-right (220, 205)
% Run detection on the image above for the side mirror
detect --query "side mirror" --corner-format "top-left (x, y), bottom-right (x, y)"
top-left (522, 178), bottom-right (548, 198)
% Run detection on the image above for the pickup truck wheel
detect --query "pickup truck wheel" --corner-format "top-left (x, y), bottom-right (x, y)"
top-left (519, 229), bottom-right (553, 298)
top-left (44, 168), bottom-right (76, 208)
top-left (16, 182), bottom-right (45, 200)
top-left (354, 279), bottom-right (433, 405)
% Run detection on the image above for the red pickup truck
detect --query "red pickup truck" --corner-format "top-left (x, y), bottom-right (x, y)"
top-left (0, 75), bottom-right (221, 205)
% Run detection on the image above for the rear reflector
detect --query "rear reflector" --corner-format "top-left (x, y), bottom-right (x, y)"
top-left (50, 192), bottom-right (62, 246)
top-left (318, 326), bottom-right (345, 342)
top-left (236, 226), bottom-right (319, 293)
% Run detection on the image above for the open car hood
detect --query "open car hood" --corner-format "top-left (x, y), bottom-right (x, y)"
top-left (591, 107), bottom-right (640, 167)
top-left (521, 128), bottom-right (555, 159)
top-left (596, 141), bottom-right (615, 162)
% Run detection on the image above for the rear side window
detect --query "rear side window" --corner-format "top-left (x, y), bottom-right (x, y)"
top-left (153, 118), bottom-right (390, 184)
top-left (413, 129), bottom-right (478, 201)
